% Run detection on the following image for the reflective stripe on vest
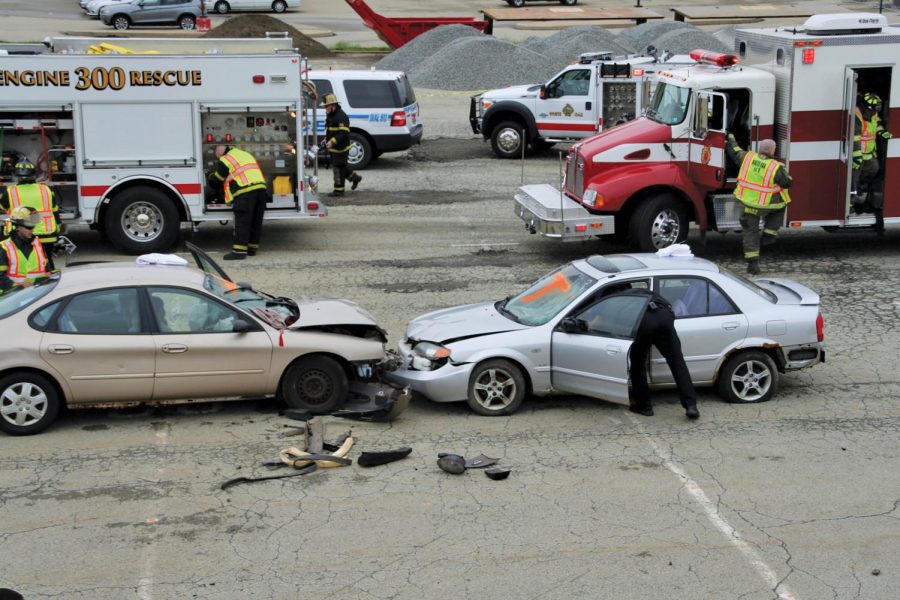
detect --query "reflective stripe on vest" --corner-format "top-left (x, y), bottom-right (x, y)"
top-left (220, 149), bottom-right (265, 203)
top-left (2, 237), bottom-right (49, 284)
top-left (6, 184), bottom-right (58, 238)
top-left (734, 151), bottom-right (790, 208)
top-left (854, 108), bottom-right (877, 158)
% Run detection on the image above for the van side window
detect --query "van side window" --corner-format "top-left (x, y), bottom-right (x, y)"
top-left (311, 79), bottom-right (334, 106)
top-left (343, 80), bottom-right (402, 109)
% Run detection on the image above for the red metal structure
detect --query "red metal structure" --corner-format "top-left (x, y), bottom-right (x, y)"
top-left (345, 0), bottom-right (489, 49)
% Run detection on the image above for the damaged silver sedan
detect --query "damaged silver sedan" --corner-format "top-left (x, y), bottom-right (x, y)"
top-left (390, 253), bottom-right (824, 415)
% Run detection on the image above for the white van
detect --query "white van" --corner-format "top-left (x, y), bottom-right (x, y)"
top-left (307, 69), bottom-right (422, 169)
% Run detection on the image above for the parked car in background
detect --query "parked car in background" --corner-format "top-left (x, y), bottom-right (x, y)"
top-left (99, 0), bottom-right (203, 30)
top-left (308, 69), bottom-right (423, 170)
top-left (0, 243), bottom-right (408, 435)
top-left (390, 252), bottom-right (824, 415)
top-left (83, 0), bottom-right (130, 18)
top-left (211, 0), bottom-right (300, 14)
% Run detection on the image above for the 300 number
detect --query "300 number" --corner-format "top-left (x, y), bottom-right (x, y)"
top-left (74, 66), bottom-right (126, 91)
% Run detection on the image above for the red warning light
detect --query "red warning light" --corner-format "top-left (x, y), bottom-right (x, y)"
top-left (802, 48), bottom-right (815, 64)
top-left (225, 134), bottom-right (233, 142)
top-left (206, 134), bottom-right (213, 143)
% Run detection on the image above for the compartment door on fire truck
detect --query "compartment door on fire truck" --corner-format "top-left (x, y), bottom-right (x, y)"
top-left (536, 68), bottom-right (599, 139)
top-left (689, 91), bottom-right (728, 190)
top-left (839, 68), bottom-right (859, 212)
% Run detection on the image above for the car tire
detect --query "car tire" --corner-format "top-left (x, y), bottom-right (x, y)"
top-left (467, 359), bottom-right (526, 416)
top-left (0, 372), bottom-right (61, 436)
top-left (178, 14), bottom-right (196, 30)
top-left (347, 132), bottom-right (373, 170)
top-left (214, 1), bottom-right (229, 14)
top-left (281, 356), bottom-right (349, 414)
top-left (511, 0), bottom-right (525, 7)
top-left (628, 193), bottom-right (688, 252)
top-left (112, 14), bottom-right (130, 30)
top-left (490, 120), bottom-right (526, 159)
top-left (105, 186), bottom-right (181, 255)
top-left (717, 350), bottom-right (779, 404)
top-left (272, 0), bottom-right (287, 12)
top-left (561, 0), bottom-right (578, 5)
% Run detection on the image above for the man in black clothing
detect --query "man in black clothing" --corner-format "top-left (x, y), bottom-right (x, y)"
top-left (627, 291), bottom-right (699, 419)
top-left (322, 93), bottom-right (361, 197)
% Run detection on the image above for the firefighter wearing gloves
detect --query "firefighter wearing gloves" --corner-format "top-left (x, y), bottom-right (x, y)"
top-left (0, 206), bottom-right (51, 294)
top-left (852, 93), bottom-right (892, 220)
top-left (208, 145), bottom-right (268, 261)
top-left (322, 93), bottom-right (361, 197)
top-left (0, 160), bottom-right (62, 270)
top-left (726, 134), bottom-right (793, 275)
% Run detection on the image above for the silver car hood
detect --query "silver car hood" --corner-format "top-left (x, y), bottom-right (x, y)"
top-left (407, 301), bottom-right (530, 343)
top-left (289, 297), bottom-right (379, 328)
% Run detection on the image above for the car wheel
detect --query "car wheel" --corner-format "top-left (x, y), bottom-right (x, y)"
top-left (179, 14), bottom-right (196, 30)
top-left (105, 186), bottom-right (181, 254)
top-left (561, 0), bottom-right (578, 5)
top-left (467, 359), bottom-right (526, 416)
top-left (112, 15), bottom-right (130, 30)
top-left (490, 120), bottom-right (526, 159)
top-left (511, 0), bottom-right (525, 7)
top-left (272, 0), bottom-right (287, 12)
top-left (717, 350), bottom-right (779, 404)
top-left (628, 193), bottom-right (688, 252)
top-left (0, 373), bottom-right (61, 436)
top-left (281, 356), bottom-right (349, 414)
top-left (347, 132), bottom-right (373, 170)
top-left (214, 1), bottom-right (229, 14)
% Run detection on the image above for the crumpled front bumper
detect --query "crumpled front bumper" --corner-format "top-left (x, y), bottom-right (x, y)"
top-left (386, 340), bottom-right (473, 403)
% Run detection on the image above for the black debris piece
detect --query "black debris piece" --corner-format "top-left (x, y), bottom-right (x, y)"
top-left (358, 447), bottom-right (413, 467)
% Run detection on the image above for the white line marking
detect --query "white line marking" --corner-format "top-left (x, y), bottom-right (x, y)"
top-left (450, 242), bottom-right (520, 248)
top-left (137, 427), bottom-right (169, 600)
top-left (634, 417), bottom-right (798, 600)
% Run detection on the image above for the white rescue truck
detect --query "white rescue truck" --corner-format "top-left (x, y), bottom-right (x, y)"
top-left (514, 14), bottom-right (900, 250)
top-left (470, 51), bottom-right (695, 159)
top-left (0, 37), bottom-right (323, 254)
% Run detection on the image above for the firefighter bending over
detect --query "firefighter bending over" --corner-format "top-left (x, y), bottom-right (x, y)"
top-left (322, 93), bottom-right (361, 197)
top-left (0, 207), bottom-right (51, 294)
top-left (852, 92), bottom-right (892, 224)
top-left (0, 160), bottom-right (62, 270)
top-left (726, 134), bottom-right (793, 276)
top-left (208, 145), bottom-right (268, 261)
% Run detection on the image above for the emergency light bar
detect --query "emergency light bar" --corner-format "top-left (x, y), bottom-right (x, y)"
top-left (688, 49), bottom-right (739, 67)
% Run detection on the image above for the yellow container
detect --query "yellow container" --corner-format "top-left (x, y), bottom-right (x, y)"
top-left (273, 176), bottom-right (292, 195)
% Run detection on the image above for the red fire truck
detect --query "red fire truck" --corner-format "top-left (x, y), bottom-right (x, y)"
top-left (514, 13), bottom-right (897, 250)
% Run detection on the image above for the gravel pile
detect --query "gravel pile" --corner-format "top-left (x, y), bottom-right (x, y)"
top-left (407, 36), bottom-right (556, 91)
top-left (375, 25), bottom-right (484, 72)
top-left (524, 25), bottom-right (630, 59)
top-left (617, 21), bottom-right (700, 54)
top-left (651, 28), bottom-right (731, 55)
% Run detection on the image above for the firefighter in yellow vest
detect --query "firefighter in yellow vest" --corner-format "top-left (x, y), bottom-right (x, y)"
top-left (0, 206), bottom-right (51, 294)
top-left (852, 93), bottom-right (892, 219)
top-left (0, 160), bottom-right (61, 270)
top-left (726, 134), bottom-right (793, 275)
top-left (208, 145), bottom-right (268, 260)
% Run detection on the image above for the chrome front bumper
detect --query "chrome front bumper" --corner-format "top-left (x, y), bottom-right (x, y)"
top-left (514, 184), bottom-right (615, 241)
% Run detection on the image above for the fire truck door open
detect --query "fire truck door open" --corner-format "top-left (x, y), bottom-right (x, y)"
top-left (840, 68), bottom-right (858, 218)
top-left (689, 91), bottom-right (727, 190)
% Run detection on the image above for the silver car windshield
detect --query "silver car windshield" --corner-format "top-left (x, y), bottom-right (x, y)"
top-left (501, 265), bottom-right (597, 326)
top-left (0, 277), bottom-right (59, 320)
top-left (646, 82), bottom-right (690, 125)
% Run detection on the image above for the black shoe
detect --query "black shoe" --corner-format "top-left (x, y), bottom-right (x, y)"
top-left (247, 249), bottom-right (257, 256)
top-left (747, 259), bottom-right (760, 275)
top-left (628, 404), bottom-right (654, 417)
top-left (760, 234), bottom-right (776, 247)
top-left (328, 191), bottom-right (344, 198)
top-left (223, 251), bottom-right (246, 261)
top-left (350, 174), bottom-right (362, 191)
top-left (685, 406), bottom-right (700, 420)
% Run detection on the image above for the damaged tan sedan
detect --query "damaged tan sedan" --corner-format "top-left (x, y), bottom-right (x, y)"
top-left (0, 243), bottom-right (408, 435)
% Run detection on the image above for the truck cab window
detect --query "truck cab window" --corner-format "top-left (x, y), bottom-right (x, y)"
top-left (647, 82), bottom-right (690, 125)
top-left (546, 69), bottom-right (591, 98)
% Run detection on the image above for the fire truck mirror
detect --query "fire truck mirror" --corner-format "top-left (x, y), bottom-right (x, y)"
top-left (692, 93), bottom-right (710, 139)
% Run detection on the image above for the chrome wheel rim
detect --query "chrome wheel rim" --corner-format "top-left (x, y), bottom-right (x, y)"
top-left (348, 140), bottom-right (366, 166)
top-left (650, 208), bottom-right (681, 249)
top-left (472, 368), bottom-right (517, 410)
top-left (497, 128), bottom-right (522, 154)
top-left (730, 360), bottom-right (772, 402)
top-left (1, 382), bottom-right (49, 428)
top-left (121, 201), bottom-right (164, 243)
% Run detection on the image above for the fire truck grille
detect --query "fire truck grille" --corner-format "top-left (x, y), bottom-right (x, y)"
top-left (566, 152), bottom-right (577, 196)
top-left (575, 156), bottom-right (584, 197)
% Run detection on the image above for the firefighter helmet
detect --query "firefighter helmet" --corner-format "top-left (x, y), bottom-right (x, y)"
top-left (863, 92), bottom-right (883, 109)
top-left (321, 93), bottom-right (340, 107)
top-left (14, 160), bottom-right (36, 182)
top-left (9, 206), bottom-right (39, 229)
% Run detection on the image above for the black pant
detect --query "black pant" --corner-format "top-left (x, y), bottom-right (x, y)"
top-left (629, 306), bottom-right (697, 410)
top-left (231, 189), bottom-right (267, 253)
top-left (330, 154), bottom-right (356, 193)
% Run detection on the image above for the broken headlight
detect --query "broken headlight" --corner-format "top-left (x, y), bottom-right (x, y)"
top-left (411, 341), bottom-right (451, 370)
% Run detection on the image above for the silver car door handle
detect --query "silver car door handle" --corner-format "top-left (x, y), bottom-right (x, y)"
top-left (722, 322), bottom-right (741, 331)
top-left (606, 345), bottom-right (620, 355)
top-left (48, 344), bottom-right (75, 355)
top-left (162, 343), bottom-right (188, 354)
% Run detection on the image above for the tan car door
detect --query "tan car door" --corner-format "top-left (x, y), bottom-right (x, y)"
top-left (39, 287), bottom-right (156, 404)
top-left (147, 287), bottom-right (274, 401)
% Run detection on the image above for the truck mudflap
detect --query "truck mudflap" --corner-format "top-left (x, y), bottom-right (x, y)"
top-left (514, 183), bottom-right (615, 241)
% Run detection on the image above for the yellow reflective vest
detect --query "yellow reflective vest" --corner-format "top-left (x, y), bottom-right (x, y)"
top-left (0, 237), bottom-right (49, 286)
top-left (734, 151), bottom-right (792, 209)
top-left (218, 148), bottom-right (266, 204)
top-left (854, 108), bottom-right (879, 160)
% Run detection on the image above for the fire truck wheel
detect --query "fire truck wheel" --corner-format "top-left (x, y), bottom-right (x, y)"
top-left (281, 356), bottom-right (349, 414)
top-left (106, 187), bottom-right (180, 255)
top-left (629, 194), bottom-right (688, 252)
top-left (347, 132), bottom-right (373, 170)
top-left (272, 0), bottom-right (288, 12)
top-left (178, 14), bottom-right (197, 30)
top-left (491, 121), bottom-right (525, 159)
top-left (112, 15), bottom-right (130, 30)
top-left (213, 1), bottom-right (230, 13)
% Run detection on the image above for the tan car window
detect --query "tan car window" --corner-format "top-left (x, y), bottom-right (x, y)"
top-left (150, 288), bottom-right (241, 334)
top-left (57, 288), bottom-right (141, 334)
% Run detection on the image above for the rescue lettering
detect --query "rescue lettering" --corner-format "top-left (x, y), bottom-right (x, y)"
top-left (129, 70), bottom-right (202, 87)
top-left (0, 70), bottom-right (70, 87)
top-left (0, 67), bottom-right (201, 90)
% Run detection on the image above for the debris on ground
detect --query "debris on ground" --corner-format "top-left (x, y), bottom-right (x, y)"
top-left (202, 14), bottom-right (332, 58)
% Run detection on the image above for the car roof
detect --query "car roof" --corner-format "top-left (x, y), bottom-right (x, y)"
top-left (577, 253), bottom-right (721, 277)
top-left (53, 262), bottom-right (206, 294)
